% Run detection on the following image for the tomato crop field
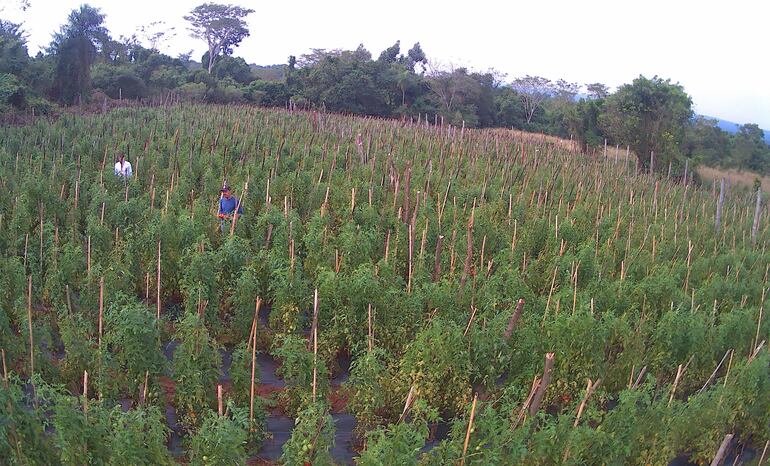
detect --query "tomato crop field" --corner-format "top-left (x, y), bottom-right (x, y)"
top-left (0, 105), bottom-right (768, 465)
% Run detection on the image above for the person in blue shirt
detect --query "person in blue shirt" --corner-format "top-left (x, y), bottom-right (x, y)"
top-left (217, 185), bottom-right (243, 232)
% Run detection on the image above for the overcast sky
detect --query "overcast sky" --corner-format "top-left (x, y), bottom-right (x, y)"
top-left (3, 0), bottom-right (769, 128)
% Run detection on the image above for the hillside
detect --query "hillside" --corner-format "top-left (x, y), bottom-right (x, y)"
top-left (706, 115), bottom-right (770, 143)
top-left (0, 105), bottom-right (767, 465)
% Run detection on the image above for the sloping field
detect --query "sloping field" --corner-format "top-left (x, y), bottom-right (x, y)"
top-left (0, 105), bottom-right (767, 465)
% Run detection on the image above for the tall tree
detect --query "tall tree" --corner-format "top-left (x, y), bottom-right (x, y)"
top-left (0, 20), bottom-right (29, 76)
top-left (184, 3), bottom-right (254, 74)
top-left (586, 82), bottom-right (609, 99)
top-left (510, 75), bottom-right (553, 124)
top-left (599, 75), bottom-right (693, 170)
top-left (50, 4), bottom-right (108, 105)
top-left (731, 124), bottom-right (770, 173)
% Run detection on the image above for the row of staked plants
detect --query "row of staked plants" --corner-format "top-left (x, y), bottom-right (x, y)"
top-left (0, 104), bottom-right (768, 464)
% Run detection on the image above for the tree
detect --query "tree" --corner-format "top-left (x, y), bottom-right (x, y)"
top-left (0, 20), bottom-right (29, 77)
top-left (50, 4), bottom-right (109, 104)
top-left (554, 79), bottom-right (580, 102)
top-left (139, 21), bottom-right (176, 52)
top-left (586, 82), bottom-right (609, 99)
top-left (731, 124), bottom-right (770, 173)
top-left (683, 117), bottom-right (730, 167)
top-left (378, 40), bottom-right (400, 64)
top-left (599, 75), bottom-right (693, 170)
top-left (510, 75), bottom-right (553, 124)
top-left (405, 42), bottom-right (427, 74)
top-left (184, 3), bottom-right (254, 74)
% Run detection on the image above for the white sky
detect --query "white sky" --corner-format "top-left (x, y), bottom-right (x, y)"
top-left (3, 0), bottom-right (769, 128)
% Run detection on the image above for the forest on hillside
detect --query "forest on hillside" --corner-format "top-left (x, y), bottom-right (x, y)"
top-left (1, 2), bottom-right (770, 176)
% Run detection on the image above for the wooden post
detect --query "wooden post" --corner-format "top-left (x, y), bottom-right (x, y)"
top-left (156, 241), bottom-right (161, 319)
top-left (669, 364), bottom-right (684, 406)
top-left (710, 434), bottom-right (733, 466)
top-left (573, 378), bottom-right (600, 427)
top-left (83, 370), bottom-right (89, 416)
top-left (367, 303), bottom-right (374, 352)
top-left (461, 206), bottom-right (474, 287)
top-left (752, 188), bottom-right (762, 246)
top-left (249, 297), bottom-right (261, 428)
top-left (1, 348), bottom-right (8, 387)
top-left (217, 384), bottom-right (223, 416)
top-left (699, 349), bottom-right (731, 393)
top-left (715, 178), bottom-right (725, 235)
top-left (503, 299), bottom-right (524, 340)
top-left (27, 276), bottom-right (33, 376)
top-left (757, 440), bottom-right (768, 466)
top-left (460, 393), bottom-right (478, 466)
top-left (433, 235), bottom-right (444, 282)
top-left (529, 353), bottom-right (555, 416)
top-left (311, 289), bottom-right (318, 403)
top-left (98, 277), bottom-right (104, 348)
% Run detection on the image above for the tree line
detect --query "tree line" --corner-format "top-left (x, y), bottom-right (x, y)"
top-left (1, 2), bottom-right (768, 175)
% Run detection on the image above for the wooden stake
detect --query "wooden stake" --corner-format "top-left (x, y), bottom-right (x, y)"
top-left (529, 353), bottom-right (555, 416)
top-left (83, 370), bottom-right (89, 416)
top-left (249, 297), bottom-right (261, 428)
top-left (96, 278), bottom-right (105, 343)
top-left (367, 303), bottom-right (374, 352)
top-left (460, 393), bottom-right (478, 466)
top-left (573, 378), bottom-right (601, 427)
top-left (757, 440), bottom-right (768, 466)
top-left (504, 299), bottom-right (524, 340)
top-left (311, 289), bottom-right (319, 403)
top-left (217, 384), bottom-right (223, 416)
top-left (1, 348), bottom-right (8, 387)
top-left (156, 241), bottom-right (161, 319)
top-left (752, 188), bottom-right (762, 246)
top-left (710, 434), bottom-right (733, 466)
top-left (27, 276), bottom-right (33, 376)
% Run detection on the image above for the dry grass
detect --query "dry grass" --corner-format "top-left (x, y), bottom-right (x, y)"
top-left (697, 166), bottom-right (770, 192)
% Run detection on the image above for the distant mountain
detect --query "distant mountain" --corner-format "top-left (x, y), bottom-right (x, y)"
top-left (702, 115), bottom-right (770, 143)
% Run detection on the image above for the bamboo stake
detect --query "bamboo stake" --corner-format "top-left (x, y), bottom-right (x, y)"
top-left (752, 188), bottom-right (762, 246)
top-left (311, 289), bottom-right (319, 403)
top-left (368, 303), bottom-right (374, 352)
top-left (459, 394), bottom-right (478, 466)
top-left (757, 440), bottom-right (768, 466)
top-left (514, 375), bottom-right (540, 429)
top-left (700, 349), bottom-right (731, 393)
top-left (433, 235), bottom-right (444, 282)
top-left (98, 277), bottom-right (104, 347)
top-left (669, 364), bottom-right (684, 406)
top-left (710, 434), bottom-right (733, 466)
top-left (156, 241), bottom-right (161, 319)
top-left (27, 277), bottom-right (33, 377)
top-left (249, 297), bottom-right (261, 428)
top-left (217, 384), bottom-right (223, 416)
top-left (398, 385), bottom-right (416, 423)
top-left (1, 348), bottom-right (8, 387)
top-left (83, 370), bottom-right (89, 416)
top-left (573, 378), bottom-right (601, 427)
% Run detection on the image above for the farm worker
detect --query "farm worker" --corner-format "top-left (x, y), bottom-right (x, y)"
top-left (217, 184), bottom-right (243, 232)
top-left (114, 154), bottom-right (133, 178)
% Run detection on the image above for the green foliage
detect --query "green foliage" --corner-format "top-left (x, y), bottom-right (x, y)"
top-left (281, 402), bottom-right (335, 466)
top-left (107, 406), bottom-right (172, 465)
top-left (104, 296), bottom-right (165, 391)
top-left (187, 404), bottom-right (249, 466)
top-left (172, 313), bottom-right (221, 429)
top-left (272, 333), bottom-right (330, 417)
top-left (395, 318), bottom-right (471, 417)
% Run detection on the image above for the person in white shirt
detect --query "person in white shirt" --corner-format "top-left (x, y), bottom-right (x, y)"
top-left (114, 154), bottom-right (133, 178)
